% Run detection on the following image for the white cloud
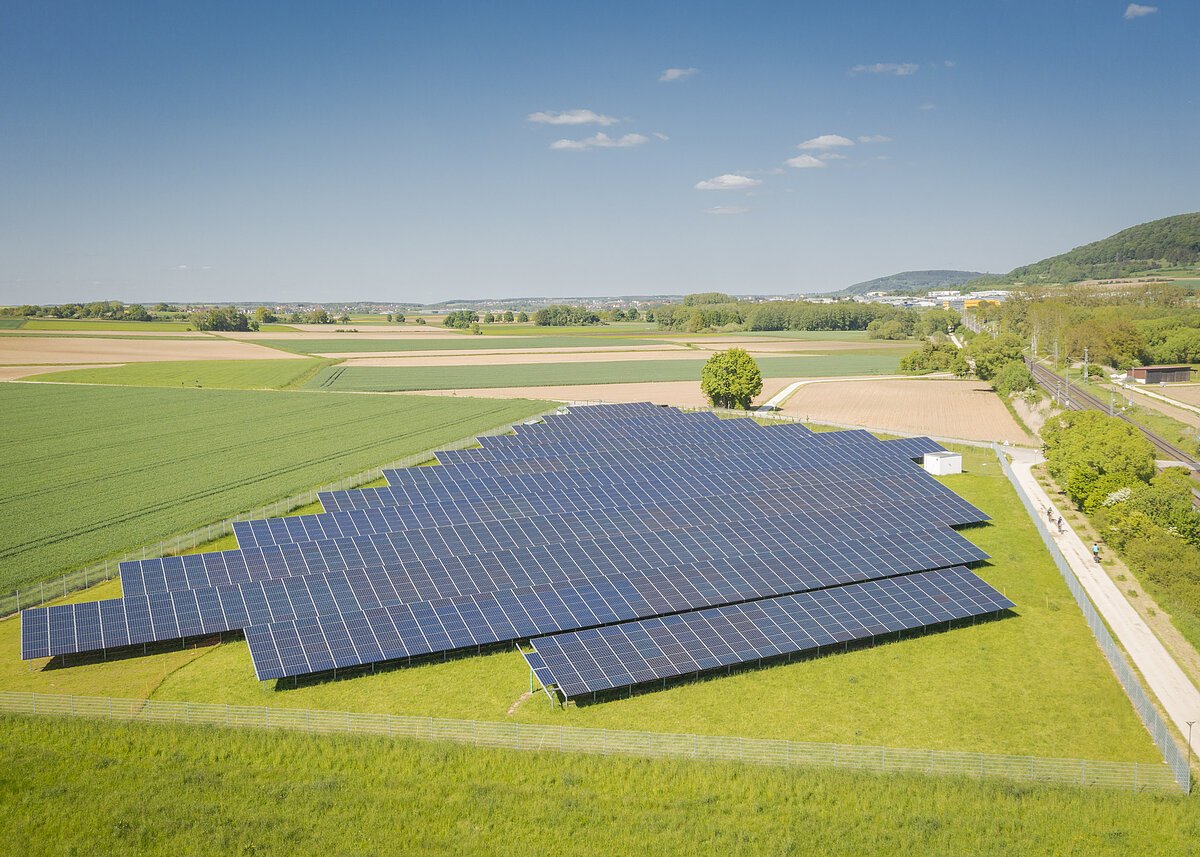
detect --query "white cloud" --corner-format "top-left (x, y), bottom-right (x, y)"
top-left (703, 205), bottom-right (749, 215)
top-left (527, 109), bottom-right (618, 126)
top-left (550, 132), bottom-right (649, 150)
top-left (694, 174), bottom-right (762, 191)
top-left (919, 103), bottom-right (936, 111)
top-left (1124, 4), bottom-right (1158, 19)
top-left (659, 67), bottom-right (699, 82)
top-left (816, 152), bottom-right (848, 160)
top-left (851, 63), bottom-right (919, 76)
top-left (785, 154), bottom-right (827, 169)
top-left (944, 60), bottom-right (957, 68)
top-left (857, 134), bottom-right (892, 143)
top-left (652, 131), bottom-right (669, 141)
top-left (798, 134), bottom-right (855, 150)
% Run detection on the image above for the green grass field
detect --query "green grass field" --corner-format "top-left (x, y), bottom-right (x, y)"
top-left (0, 318), bottom-right (26, 329)
top-left (305, 352), bottom-right (902, 391)
top-left (263, 335), bottom-right (666, 354)
top-left (28, 359), bottom-right (333, 390)
top-left (2, 715), bottom-right (1195, 857)
top-left (0, 445), bottom-right (1161, 762)
top-left (0, 385), bottom-right (549, 592)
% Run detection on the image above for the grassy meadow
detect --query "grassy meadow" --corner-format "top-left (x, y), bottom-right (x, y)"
top-left (307, 352), bottom-right (903, 392)
top-left (29, 359), bottom-right (333, 390)
top-left (2, 715), bottom-right (1196, 857)
top-left (0, 385), bottom-right (549, 592)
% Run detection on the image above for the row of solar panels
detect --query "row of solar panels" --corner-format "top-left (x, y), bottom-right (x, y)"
top-left (526, 567), bottom-right (1012, 697)
top-left (23, 514), bottom-right (985, 660)
top-left (20, 403), bottom-right (1006, 700)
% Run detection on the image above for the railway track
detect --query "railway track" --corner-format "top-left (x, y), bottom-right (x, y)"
top-left (1026, 357), bottom-right (1200, 508)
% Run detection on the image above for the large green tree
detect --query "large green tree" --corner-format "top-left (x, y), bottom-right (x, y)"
top-left (1041, 411), bottom-right (1156, 507)
top-left (700, 348), bottom-right (763, 410)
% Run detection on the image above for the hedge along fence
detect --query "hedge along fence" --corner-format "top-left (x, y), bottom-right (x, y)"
top-left (0, 691), bottom-right (1183, 793)
top-left (0, 408), bottom-right (563, 618)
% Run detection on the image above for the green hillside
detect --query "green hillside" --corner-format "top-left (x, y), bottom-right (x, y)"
top-left (971, 212), bottom-right (1200, 286)
top-left (829, 270), bottom-right (986, 296)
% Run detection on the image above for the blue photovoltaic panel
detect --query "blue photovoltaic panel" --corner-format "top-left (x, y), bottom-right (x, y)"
top-left (23, 517), bottom-right (988, 661)
top-left (19, 404), bottom-right (1002, 691)
top-left (239, 526), bottom-right (987, 679)
top-left (526, 567), bottom-right (1014, 698)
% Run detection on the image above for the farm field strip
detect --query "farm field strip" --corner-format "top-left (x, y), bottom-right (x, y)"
top-left (779, 378), bottom-right (1034, 444)
top-left (306, 352), bottom-right (903, 392)
top-left (263, 335), bottom-right (669, 354)
top-left (25, 359), bottom-right (334, 390)
top-left (0, 385), bottom-right (549, 592)
top-left (0, 336), bottom-right (304, 365)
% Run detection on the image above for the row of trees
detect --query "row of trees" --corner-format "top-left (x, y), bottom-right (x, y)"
top-left (0, 301), bottom-right (166, 320)
top-left (1042, 411), bottom-right (1200, 623)
top-left (970, 284), bottom-right (1198, 368)
top-left (653, 295), bottom-right (954, 335)
top-left (532, 305), bottom-right (602, 326)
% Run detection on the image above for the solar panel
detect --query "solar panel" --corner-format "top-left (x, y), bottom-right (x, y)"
top-left (238, 526), bottom-right (987, 679)
top-left (526, 567), bottom-right (1013, 698)
top-left (19, 404), bottom-right (1004, 695)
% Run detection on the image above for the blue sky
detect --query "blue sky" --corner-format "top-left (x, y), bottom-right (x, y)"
top-left (1, 1), bottom-right (1196, 303)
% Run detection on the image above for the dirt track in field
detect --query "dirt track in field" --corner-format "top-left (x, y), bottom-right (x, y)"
top-left (0, 337), bottom-right (304, 365)
top-left (414, 379), bottom-right (794, 408)
top-left (779, 378), bottom-right (1033, 443)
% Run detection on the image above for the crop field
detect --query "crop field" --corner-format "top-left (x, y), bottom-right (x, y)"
top-left (0, 319), bottom-right (26, 329)
top-left (779, 379), bottom-right (1034, 444)
top-left (28, 359), bottom-right (333, 390)
top-left (0, 385), bottom-right (549, 592)
top-left (306, 352), bottom-right (903, 392)
top-left (0, 445), bottom-right (1162, 762)
top-left (2, 716), bottom-right (1195, 857)
top-left (20, 319), bottom-right (198, 332)
top-left (262, 335), bottom-right (667, 354)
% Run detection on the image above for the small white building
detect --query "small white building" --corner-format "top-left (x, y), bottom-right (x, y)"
top-left (922, 451), bottom-right (962, 476)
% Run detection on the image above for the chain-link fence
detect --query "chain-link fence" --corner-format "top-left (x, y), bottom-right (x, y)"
top-left (991, 444), bottom-right (1192, 792)
top-left (0, 409), bottom-right (561, 618)
top-left (0, 691), bottom-right (1181, 792)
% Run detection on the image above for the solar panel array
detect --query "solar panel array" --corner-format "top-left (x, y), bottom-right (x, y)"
top-left (19, 402), bottom-right (1009, 699)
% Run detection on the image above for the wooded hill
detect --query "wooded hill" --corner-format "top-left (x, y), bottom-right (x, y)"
top-left (969, 212), bottom-right (1200, 286)
top-left (827, 270), bottom-right (986, 296)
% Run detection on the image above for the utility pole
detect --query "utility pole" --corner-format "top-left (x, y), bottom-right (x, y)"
top-left (1083, 346), bottom-right (1089, 382)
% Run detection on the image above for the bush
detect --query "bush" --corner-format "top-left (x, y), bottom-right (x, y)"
top-left (991, 360), bottom-right (1035, 396)
top-left (899, 342), bottom-right (968, 375)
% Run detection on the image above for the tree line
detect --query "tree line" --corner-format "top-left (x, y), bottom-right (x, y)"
top-left (1042, 410), bottom-right (1200, 633)
top-left (972, 283), bottom-right (1200, 367)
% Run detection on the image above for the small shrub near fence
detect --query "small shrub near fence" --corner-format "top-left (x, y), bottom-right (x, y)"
top-left (0, 411), bottom-right (560, 617)
top-left (0, 691), bottom-right (1182, 793)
